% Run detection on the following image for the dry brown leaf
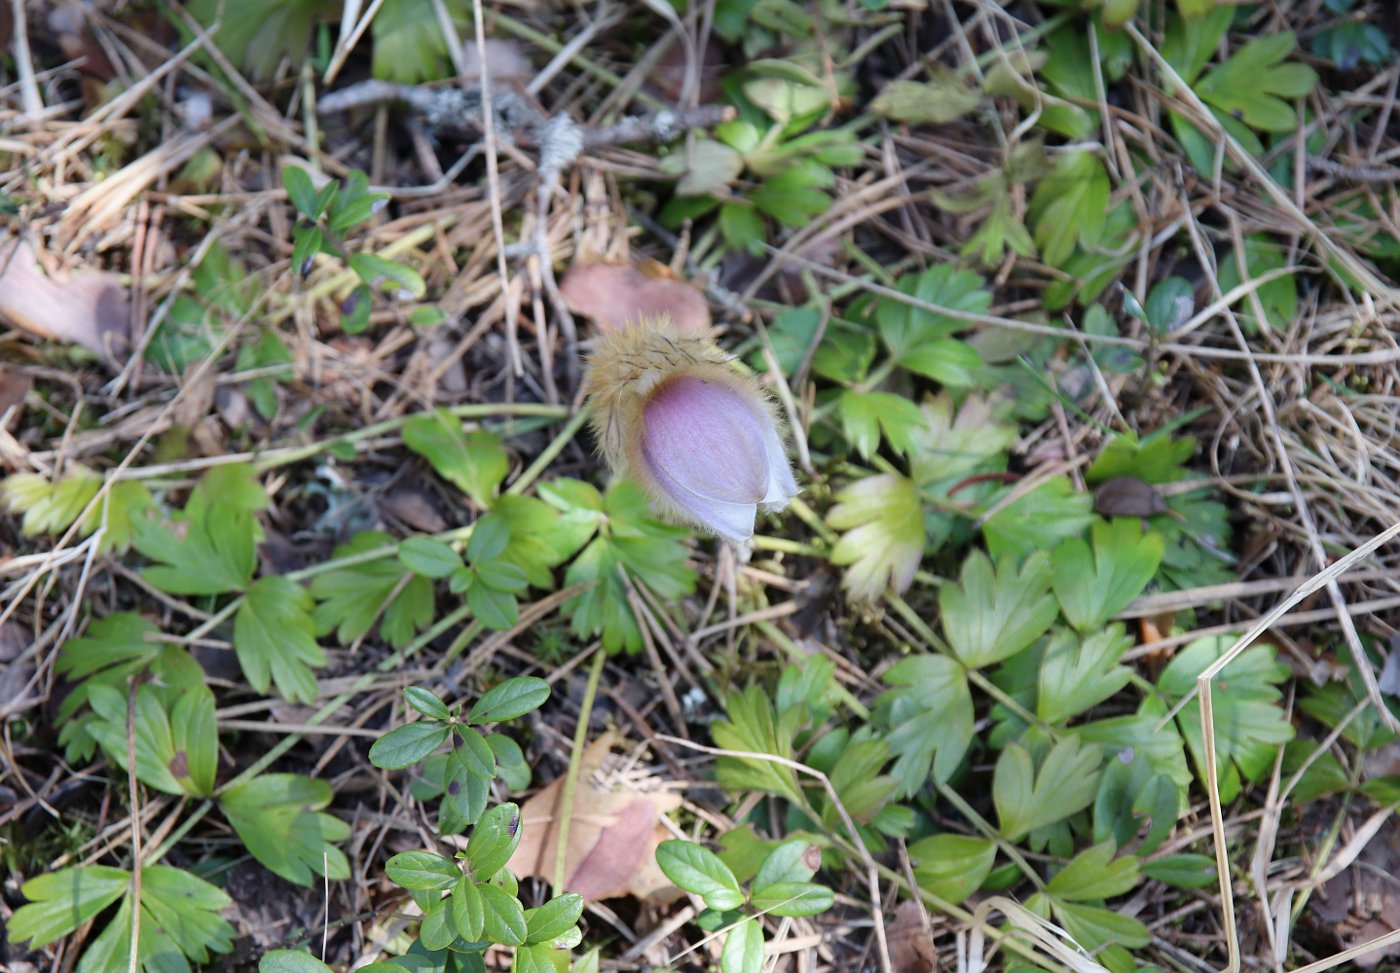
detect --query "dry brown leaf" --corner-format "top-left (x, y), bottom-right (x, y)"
top-left (0, 366), bottom-right (32, 415)
top-left (1310, 818), bottom-right (1400, 969)
top-left (560, 260), bottom-right (710, 335)
top-left (887, 900), bottom-right (937, 973)
top-left (0, 237), bottom-right (130, 364)
top-left (508, 732), bottom-right (682, 903)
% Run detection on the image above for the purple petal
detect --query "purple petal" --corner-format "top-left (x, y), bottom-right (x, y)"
top-left (640, 375), bottom-right (774, 540)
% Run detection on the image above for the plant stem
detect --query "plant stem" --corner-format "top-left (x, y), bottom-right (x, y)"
top-left (507, 408), bottom-right (588, 496)
top-left (553, 646), bottom-right (607, 895)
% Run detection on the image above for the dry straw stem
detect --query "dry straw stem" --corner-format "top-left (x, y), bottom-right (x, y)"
top-left (1183, 519), bottom-right (1400, 973)
top-left (765, 246), bottom-right (1400, 367)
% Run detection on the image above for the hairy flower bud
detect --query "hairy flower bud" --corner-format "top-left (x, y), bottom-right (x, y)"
top-left (583, 318), bottom-right (798, 543)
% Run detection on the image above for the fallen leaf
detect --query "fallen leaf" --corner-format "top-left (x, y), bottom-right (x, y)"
top-left (0, 237), bottom-right (130, 364)
top-left (46, 2), bottom-right (117, 81)
top-left (1310, 817), bottom-right (1400, 969)
top-left (0, 366), bottom-right (32, 414)
top-left (651, 39), bottom-right (725, 103)
top-left (560, 260), bottom-right (710, 335)
top-left (508, 732), bottom-right (682, 902)
top-left (888, 900), bottom-right (937, 973)
top-left (380, 483), bottom-right (448, 533)
top-left (461, 38), bottom-right (534, 86)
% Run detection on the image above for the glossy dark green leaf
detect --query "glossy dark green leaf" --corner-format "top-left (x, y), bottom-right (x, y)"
top-left (466, 803), bottom-right (521, 879)
top-left (468, 677), bottom-right (551, 724)
top-left (369, 721), bottom-right (450, 770)
top-left (476, 881), bottom-right (526, 945)
top-left (404, 686), bottom-right (450, 721)
top-left (385, 851), bottom-right (461, 891)
top-left (524, 892), bottom-right (584, 944)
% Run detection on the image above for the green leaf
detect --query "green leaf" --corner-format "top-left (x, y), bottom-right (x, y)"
top-left (1312, 21), bottom-right (1391, 71)
top-left (1159, 635), bottom-right (1295, 803)
top-left (370, 720), bottom-right (451, 770)
top-left (753, 840), bottom-right (819, 890)
top-left (468, 514), bottom-right (511, 562)
top-left (1144, 853), bottom-right (1218, 889)
top-left (750, 164), bottom-right (833, 226)
top-left (1047, 841), bottom-right (1141, 901)
top-left (838, 390), bottom-right (928, 458)
top-left (1198, 32), bottom-right (1317, 133)
top-left (898, 339), bottom-right (983, 387)
top-left (720, 919), bottom-right (764, 973)
top-left (440, 750), bottom-right (491, 833)
top-left (1218, 234), bottom-right (1297, 332)
top-left (1037, 625), bottom-right (1133, 724)
top-left (1144, 276), bottom-right (1195, 334)
top-left (348, 252), bottom-right (426, 298)
top-left (872, 71), bottom-right (980, 124)
top-left (1051, 897), bottom-right (1151, 950)
top-left (720, 202), bottom-right (766, 255)
top-left (85, 683), bottom-right (217, 797)
top-left (370, 0), bottom-right (460, 82)
top-left (234, 576), bottom-right (326, 704)
top-left (399, 537), bottom-right (464, 578)
top-left (1087, 429), bottom-right (1197, 485)
top-left (465, 578), bottom-right (520, 630)
top-left (474, 559), bottom-right (530, 593)
top-left (750, 881), bottom-right (834, 917)
top-left (1075, 708), bottom-right (1192, 791)
top-left (185, 0), bottom-right (324, 80)
top-left (87, 865), bottom-right (235, 972)
top-left (656, 840), bottom-right (745, 910)
top-left (477, 881), bottom-right (527, 945)
top-left (2, 467), bottom-right (100, 537)
top-left (467, 803), bottom-right (522, 879)
top-left (662, 139), bottom-right (745, 197)
top-left (1052, 518), bottom-right (1163, 631)
top-left (403, 411), bottom-right (509, 508)
top-left (909, 834), bottom-right (996, 905)
top-left (959, 192), bottom-right (1037, 267)
top-left (310, 531), bottom-right (435, 648)
top-left (560, 482), bottom-right (695, 654)
top-left (134, 488), bottom-right (256, 595)
top-left (292, 225), bottom-right (323, 275)
top-left (386, 850), bottom-right (461, 890)
top-left (994, 736), bottom-right (1103, 840)
top-left (490, 496), bottom-right (580, 586)
top-left (455, 724), bottom-right (497, 778)
top-left (9, 865), bottom-right (129, 948)
top-left (469, 676), bottom-right (551, 724)
top-left (452, 875), bottom-right (486, 941)
top-left (879, 655), bottom-right (975, 793)
top-left (403, 686), bottom-right (450, 721)
top-left (419, 897), bottom-right (457, 951)
top-left (282, 166), bottom-right (318, 220)
top-left (261, 950), bottom-right (335, 973)
top-left (941, 550), bottom-right (1058, 668)
top-left (908, 393), bottom-right (1018, 489)
top-left (219, 774), bottom-right (351, 886)
top-left (525, 893), bottom-right (585, 944)
top-left (876, 265), bottom-right (992, 353)
top-left (1028, 150), bottom-right (1110, 267)
top-left (55, 611), bottom-right (162, 684)
top-left (828, 473), bottom-right (925, 602)
top-left (712, 686), bottom-right (803, 803)
top-left (982, 476), bottom-right (1096, 561)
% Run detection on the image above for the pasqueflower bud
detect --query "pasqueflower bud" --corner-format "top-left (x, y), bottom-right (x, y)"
top-left (583, 318), bottom-right (798, 543)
